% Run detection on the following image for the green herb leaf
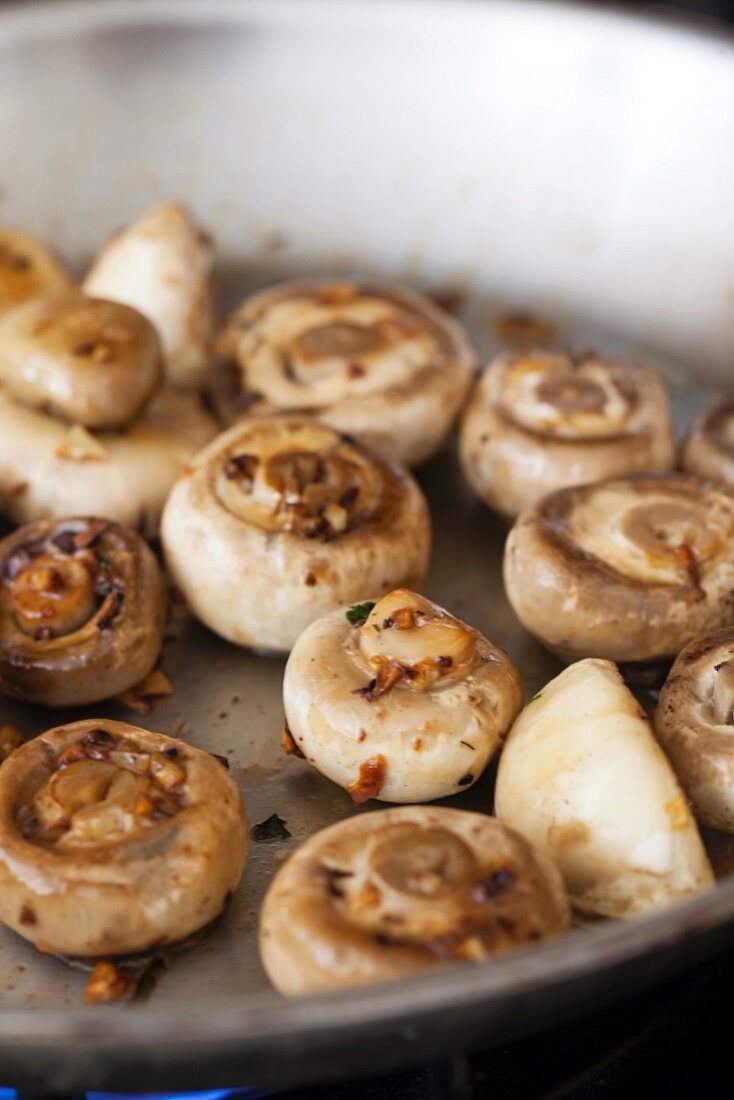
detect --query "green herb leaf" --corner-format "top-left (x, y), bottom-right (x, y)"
top-left (346, 601), bottom-right (376, 626)
top-left (528, 692), bottom-right (543, 703)
top-left (251, 813), bottom-right (292, 842)
top-left (134, 957), bottom-right (167, 1001)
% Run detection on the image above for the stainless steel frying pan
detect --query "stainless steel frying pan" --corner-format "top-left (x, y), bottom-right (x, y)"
top-left (0, 0), bottom-right (733, 1091)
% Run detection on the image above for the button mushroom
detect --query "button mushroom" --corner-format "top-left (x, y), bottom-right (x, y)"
top-left (259, 805), bottom-right (569, 995)
top-left (213, 278), bottom-right (475, 466)
top-left (0, 289), bottom-right (162, 429)
top-left (0, 228), bottom-right (72, 315)
top-left (460, 350), bottom-right (675, 521)
top-left (656, 627), bottom-right (734, 832)
top-left (0, 386), bottom-right (217, 537)
top-left (495, 658), bottom-right (713, 918)
top-left (283, 589), bottom-right (523, 802)
top-left (0, 719), bottom-right (247, 957)
top-left (503, 473), bottom-right (734, 664)
top-left (161, 417), bottom-right (431, 653)
top-left (84, 203), bottom-right (214, 389)
top-left (682, 399), bottom-right (734, 488)
top-left (0, 517), bottom-right (165, 707)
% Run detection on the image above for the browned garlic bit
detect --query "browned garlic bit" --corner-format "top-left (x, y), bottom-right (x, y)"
top-left (0, 517), bottom-right (166, 706)
top-left (259, 806), bottom-right (569, 995)
top-left (213, 278), bottom-right (475, 466)
top-left (84, 203), bottom-right (214, 389)
top-left (161, 418), bottom-right (431, 653)
top-left (683, 399), bottom-right (734, 488)
top-left (459, 350), bottom-right (675, 521)
top-left (503, 473), bottom-right (734, 663)
top-left (283, 589), bottom-right (523, 802)
top-left (0, 228), bottom-right (72, 315)
top-left (0, 289), bottom-right (162, 429)
top-left (656, 627), bottom-right (734, 832)
top-left (0, 720), bottom-right (247, 957)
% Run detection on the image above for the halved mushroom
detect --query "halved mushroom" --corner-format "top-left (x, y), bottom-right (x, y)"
top-left (0, 290), bottom-right (162, 429)
top-left (84, 203), bottom-right (214, 389)
top-left (283, 589), bottom-right (523, 802)
top-left (682, 399), bottom-right (734, 488)
top-left (460, 350), bottom-right (675, 521)
top-left (0, 517), bottom-right (165, 707)
top-left (0, 719), bottom-right (247, 956)
top-left (503, 473), bottom-right (734, 664)
top-left (495, 659), bottom-right (714, 918)
top-left (655, 627), bottom-right (734, 832)
top-left (0, 228), bottom-right (73, 314)
top-left (259, 805), bottom-right (569, 995)
top-left (161, 417), bottom-right (431, 653)
top-left (213, 278), bottom-right (476, 466)
top-left (0, 387), bottom-right (217, 537)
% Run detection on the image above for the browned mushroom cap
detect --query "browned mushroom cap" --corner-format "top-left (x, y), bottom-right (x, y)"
top-left (682, 400), bottom-right (734, 488)
top-left (460, 350), bottom-right (675, 521)
top-left (0, 517), bottom-right (166, 706)
top-left (213, 278), bottom-right (475, 466)
top-left (0, 290), bottom-right (162, 429)
top-left (0, 229), bottom-right (73, 314)
top-left (503, 473), bottom-right (734, 664)
top-left (0, 719), bottom-right (247, 956)
top-left (259, 805), bottom-right (569, 995)
top-left (656, 627), bottom-right (734, 832)
top-left (161, 417), bottom-right (431, 653)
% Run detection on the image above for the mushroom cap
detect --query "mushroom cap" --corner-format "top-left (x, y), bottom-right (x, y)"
top-left (495, 658), bottom-right (713, 918)
top-left (84, 202), bottom-right (214, 390)
top-left (0, 517), bottom-right (166, 707)
top-left (161, 417), bottom-right (431, 654)
top-left (503, 472), bottom-right (734, 664)
top-left (0, 719), bottom-right (247, 956)
top-left (259, 805), bottom-right (569, 995)
top-left (682, 399), bottom-right (734, 488)
top-left (0, 290), bottom-right (163, 429)
top-left (656, 627), bottom-right (734, 832)
top-left (213, 278), bottom-right (476, 467)
top-left (460, 350), bottom-right (675, 521)
top-left (0, 386), bottom-right (217, 538)
top-left (283, 589), bottom-right (523, 802)
top-left (0, 228), bottom-right (73, 314)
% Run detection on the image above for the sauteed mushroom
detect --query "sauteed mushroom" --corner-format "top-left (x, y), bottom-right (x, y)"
top-left (0, 517), bottom-right (165, 707)
top-left (682, 399), bottom-right (734, 488)
top-left (84, 203), bottom-right (214, 389)
top-left (0, 290), bottom-right (162, 429)
top-left (0, 387), bottom-right (217, 537)
top-left (503, 473), bottom-right (734, 663)
top-left (495, 659), bottom-right (713, 918)
top-left (460, 350), bottom-right (675, 520)
top-left (0, 719), bottom-right (247, 956)
top-left (259, 805), bottom-right (569, 995)
top-left (161, 418), bottom-right (431, 653)
top-left (656, 627), bottom-right (734, 832)
top-left (283, 589), bottom-right (522, 802)
top-left (213, 278), bottom-right (475, 466)
top-left (0, 228), bottom-right (72, 314)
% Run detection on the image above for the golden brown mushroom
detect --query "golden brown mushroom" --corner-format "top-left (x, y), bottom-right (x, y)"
top-left (503, 473), bottom-right (734, 663)
top-left (283, 589), bottom-right (523, 802)
top-left (656, 627), bottom-right (734, 832)
top-left (0, 517), bottom-right (165, 707)
top-left (259, 805), bottom-right (569, 995)
top-left (0, 719), bottom-right (247, 956)
top-left (682, 399), bottom-right (734, 488)
top-left (0, 290), bottom-right (162, 429)
top-left (0, 228), bottom-right (72, 315)
top-left (161, 417), bottom-right (431, 653)
top-left (213, 278), bottom-right (475, 466)
top-left (460, 350), bottom-right (675, 521)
